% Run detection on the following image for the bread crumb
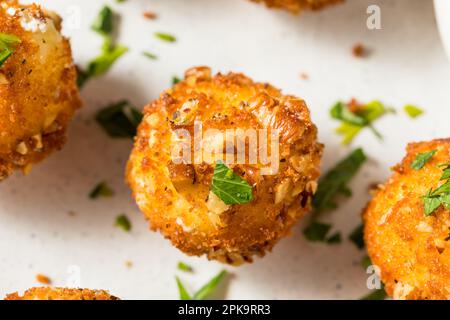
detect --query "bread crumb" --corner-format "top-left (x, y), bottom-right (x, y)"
top-left (300, 72), bottom-right (309, 80)
top-left (143, 11), bottom-right (157, 20)
top-left (352, 43), bottom-right (369, 58)
top-left (125, 260), bottom-right (133, 268)
top-left (36, 274), bottom-right (52, 285)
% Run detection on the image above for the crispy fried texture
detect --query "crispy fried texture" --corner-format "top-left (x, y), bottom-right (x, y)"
top-left (0, 0), bottom-right (81, 181)
top-left (127, 66), bottom-right (323, 265)
top-left (4, 287), bottom-right (119, 300)
top-left (250, 0), bottom-right (344, 13)
top-left (364, 139), bottom-right (450, 300)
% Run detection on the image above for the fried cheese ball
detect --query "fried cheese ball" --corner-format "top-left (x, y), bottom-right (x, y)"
top-left (250, 0), bottom-right (344, 13)
top-left (127, 66), bottom-right (323, 265)
top-left (364, 139), bottom-right (450, 300)
top-left (4, 287), bottom-right (119, 300)
top-left (0, 1), bottom-right (81, 181)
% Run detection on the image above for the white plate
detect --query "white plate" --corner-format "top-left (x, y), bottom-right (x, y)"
top-left (0, 0), bottom-right (449, 300)
top-left (435, 0), bottom-right (450, 60)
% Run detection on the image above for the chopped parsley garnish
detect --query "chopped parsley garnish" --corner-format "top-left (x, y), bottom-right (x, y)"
top-left (303, 222), bottom-right (341, 244)
top-left (78, 7), bottom-right (128, 88)
top-left (155, 32), bottom-right (176, 43)
top-left (331, 100), bottom-right (393, 144)
top-left (411, 150), bottom-right (437, 170)
top-left (115, 214), bottom-right (131, 232)
top-left (313, 148), bottom-right (367, 213)
top-left (422, 163), bottom-right (450, 216)
top-left (360, 285), bottom-right (387, 300)
top-left (89, 182), bottom-right (114, 199)
top-left (404, 105), bottom-right (424, 118)
top-left (172, 76), bottom-right (181, 85)
top-left (142, 51), bottom-right (158, 60)
top-left (349, 224), bottom-right (365, 250)
top-left (0, 33), bottom-right (21, 67)
top-left (96, 100), bottom-right (142, 138)
top-left (92, 6), bottom-right (114, 37)
top-left (86, 44), bottom-right (128, 78)
top-left (177, 262), bottom-right (193, 272)
top-left (176, 270), bottom-right (227, 300)
top-left (361, 256), bottom-right (372, 269)
top-left (176, 277), bottom-right (191, 300)
top-left (304, 149), bottom-right (367, 244)
top-left (211, 163), bottom-right (253, 205)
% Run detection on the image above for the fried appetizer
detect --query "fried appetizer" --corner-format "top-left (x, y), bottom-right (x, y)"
top-left (250, 0), bottom-right (343, 13)
top-left (5, 287), bottom-right (119, 300)
top-left (127, 66), bottom-right (323, 265)
top-left (364, 139), bottom-right (450, 300)
top-left (0, 1), bottom-right (81, 181)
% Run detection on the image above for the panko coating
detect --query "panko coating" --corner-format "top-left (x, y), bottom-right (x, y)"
top-left (0, 1), bottom-right (81, 181)
top-left (364, 139), bottom-right (450, 300)
top-left (127, 66), bottom-right (323, 265)
top-left (4, 287), bottom-right (119, 300)
top-left (250, 0), bottom-right (343, 13)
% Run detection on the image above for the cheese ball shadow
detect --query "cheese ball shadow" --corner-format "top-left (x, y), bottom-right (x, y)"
top-left (364, 139), bottom-right (450, 300)
top-left (250, 0), bottom-right (344, 13)
top-left (4, 287), bottom-right (119, 300)
top-left (127, 66), bottom-right (323, 265)
top-left (0, 1), bottom-right (81, 181)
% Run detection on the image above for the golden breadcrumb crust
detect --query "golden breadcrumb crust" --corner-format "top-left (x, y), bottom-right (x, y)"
top-left (364, 139), bottom-right (450, 300)
top-left (4, 287), bottom-right (119, 300)
top-left (127, 66), bottom-right (323, 265)
top-left (250, 0), bottom-right (344, 13)
top-left (0, 0), bottom-right (81, 181)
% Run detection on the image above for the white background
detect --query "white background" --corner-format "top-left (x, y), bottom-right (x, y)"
top-left (0, 0), bottom-right (449, 299)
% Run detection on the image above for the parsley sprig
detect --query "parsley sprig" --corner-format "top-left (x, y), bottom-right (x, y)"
top-left (96, 100), bottom-right (142, 138)
top-left (211, 163), bottom-right (253, 205)
top-left (78, 6), bottom-right (128, 87)
top-left (331, 100), bottom-right (393, 144)
top-left (304, 149), bottom-right (367, 244)
top-left (176, 270), bottom-right (227, 300)
top-left (422, 163), bottom-right (450, 216)
top-left (411, 150), bottom-right (437, 170)
top-left (0, 33), bottom-right (21, 67)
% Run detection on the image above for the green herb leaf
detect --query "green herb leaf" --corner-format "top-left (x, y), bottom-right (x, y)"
top-left (360, 287), bottom-right (387, 300)
top-left (0, 33), bottom-right (21, 67)
top-left (192, 270), bottom-right (227, 300)
top-left (326, 232), bottom-right (342, 244)
top-left (313, 148), bottom-right (367, 213)
top-left (439, 164), bottom-right (450, 180)
top-left (349, 224), bottom-right (365, 249)
top-left (361, 256), bottom-right (372, 269)
top-left (211, 163), bottom-right (253, 205)
top-left (87, 44), bottom-right (128, 77)
top-left (177, 262), bottom-right (193, 272)
top-left (172, 76), bottom-right (181, 85)
top-left (96, 100), bottom-right (142, 138)
top-left (89, 182), bottom-right (114, 199)
top-left (142, 51), bottom-right (158, 60)
top-left (331, 100), bottom-right (392, 144)
top-left (411, 150), bottom-right (437, 170)
top-left (303, 222), bottom-right (331, 242)
top-left (115, 214), bottom-right (131, 232)
top-left (404, 105), bottom-right (424, 118)
top-left (92, 6), bottom-right (114, 37)
top-left (155, 32), bottom-right (176, 43)
top-left (176, 277), bottom-right (192, 300)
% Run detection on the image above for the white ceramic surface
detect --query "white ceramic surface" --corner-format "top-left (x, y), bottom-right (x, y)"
top-left (435, 0), bottom-right (450, 60)
top-left (0, 0), bottom-right (449, 300)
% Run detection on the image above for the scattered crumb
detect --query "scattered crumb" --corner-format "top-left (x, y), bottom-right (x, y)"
top-left (125, 260), bottom-right (133, 268)
top-left (299, 72), bottom-right (309, 80)
top-left (352, 43), bottom-right (369, 58)
top-left (36, 274), bottom-right (52, 285)
top-left (347, 98), bottom-right (364, 113)
top-left (68, 211), bottom-right (76, 217)
top-left (143, 11), bottom-right (157, 20)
